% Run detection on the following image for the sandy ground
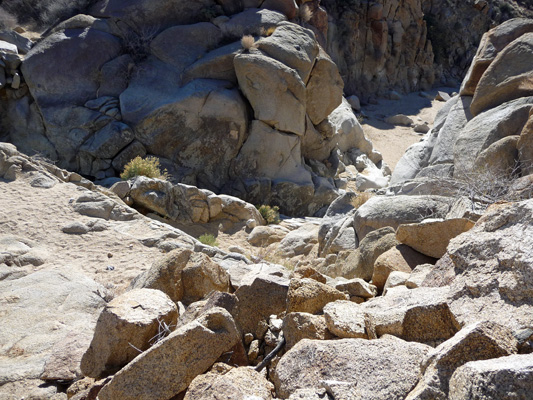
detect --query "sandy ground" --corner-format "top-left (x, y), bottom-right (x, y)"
top-left (361, 88), bottom-right (454, 170)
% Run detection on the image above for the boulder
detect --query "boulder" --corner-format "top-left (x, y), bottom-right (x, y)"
top-left (273, 337), bottom-right (431, 399)
top-left (396, 218), bottom-right (475, 259)
top-left (231, 121), bottom-right (312, 185)
top-left (460, 18), bottom-right (533, 96)
top-left (448, 353), bottom-right (533, 400)
top-left (305, 47), bottom-right (343, 125)
top-left (248, 225), bottom-right (288, 246)
top-left (97, 307), bottom-right (240, 400)
top-left (518, 108), bottom-right (533, 175)
top-left (256, 21), bottom-right (318, 83)
top-left (334, 278), bottom-right (377, 299)
top-left (286, 278), bottom-right (348, 314)
top-left (323, 300), bottom-right (367, 339)
top-left (130, 249), bottom-right (230, 305)
top-left (383, 271), bottom-right (410, 294)
top-left (470, 32), bottom-right (533, 116)
top-left (182, 41), bottom-right (241, 84)
top-left (184, 365), bottom-right (274, 399)
top-left (234, 52), bottom-right (306, 136)
top-left (283, 312), bottom-right (333, 349)
top-left (472, 135), bottom-right (520, 177)
top-left (340, 226), bottom-right (398, 281)
top-left (362, 287), bottom-right (460, 344)
top-left (278, 223), bottom-right (319, 257)
top-left (353, 195), bottom-right (452, 240)
top-left (218, 8), bottom-right (287, 39)
top-left (292, 266), bottom-right (327, 284)
top-left (129, 248), bottom-right (192, 302)
top-left (80, 289), bottom-right (178, 378)
top-left (385, 114), bottom-right (413, 126)
top-left (132, 81), bottom-right (248, 190)
top-left (318, 212), bottom-right (357, 257)
top-left (0, 269), bottom-right (106, 386)
top-left (21, 29), bottom-right (121, 107)
top-left (150, 23), bottom-right (222, 73)
top-left (261, 0), bottom-right (298, 19)
top-left (233, 274), bottom-right (289, 338)
top-left (445, 199), bottom-right (533, 331)
top-left (372, 245), bottom-right (436, 292)
top-left (406, 321), bottom-right (517, 400)
top-left (406, 264), bottom-right (435, 289)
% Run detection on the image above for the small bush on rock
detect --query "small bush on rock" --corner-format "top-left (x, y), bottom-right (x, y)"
top-left (120, 156), bottom-right (168, 181)
top-left (241, 35), bottom-right (256, 51)
top-left (257, 205), bottom-right (281, 225)
top-left (198, 234), bottom-right (218, 247)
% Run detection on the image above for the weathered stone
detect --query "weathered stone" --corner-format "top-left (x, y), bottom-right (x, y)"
top-left (323, 300), bottom-right (366, 339)
top-left (396, 218), bottom-right (475, 259)
top-left (274, 337), bottom-right (431, 399)
top-left (234, 52), bottom-right (306, 136)
top-left (385, 114), bottom-right (413, 126)
top-left (518, 108), bottom-right (533, 175)
top-left (286, 278), bottom-right (348, 314)
top-left (305, 47), bottom-right (343, 125)
top-left (406, 264), bottom-right (435, 289)
top-left (257, 21), bottom-right (318, 82)
top-left (471, 32), bottom-right (533, 116)
top-left (406, 321), bottom-right (517, 400)
top-left (234, 274), bottom-right (289, 338)
top-left (231, 120), bottom-right (312, 185)
top-left (372, 245), bottom-right (436, 292)
top-left (180, 253), bottom-right (231, 304)
top-left (283, 312), bottom-right (333, 349)
top-left (448, 353), bottom-right (533, 400)
top-left (472, 135), bottom-right (520, 177)
top-left (334, 278), bottom-right (377, 299)
top-left (184, 365), bottom-right (274, 399)
top-left (383, 271), bottom-right (410, 294)
top-left (460, 18), bottom-right (533, 96)
top-left (248, 225), bottom-right (288, 246)
top-left (293, 266), bottom-right (327, 284)
top-left (182, 41), bottom-right (241, 84)
top-left (80, 289), bottom-right (178, 378)
top-left (354, 195), bottom-right (452, 240)
top-left (278, 224), bottom-right (319, 257)
top-left (97, 307), bottom-right (240, 400)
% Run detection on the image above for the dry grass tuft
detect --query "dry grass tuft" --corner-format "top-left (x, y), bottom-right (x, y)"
top-left (241, 34), bottom-right (256, 51)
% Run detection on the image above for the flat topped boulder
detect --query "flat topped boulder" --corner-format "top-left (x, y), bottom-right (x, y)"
top-left (274, 337), bottom-right (431, 399)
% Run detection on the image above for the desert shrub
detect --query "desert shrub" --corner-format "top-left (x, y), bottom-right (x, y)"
top-left (241, 34), bottom-right (256, 51)
top-left (120, 156), bottom-right (168, 180)
top-left (299, 3), bottom-right (313, 24)
top-left (257, 205), bottom-right (281, 225)
top-left (121, 24), bottom-right (159, 63)
top-left (198, 233), bottom-right (218, 247)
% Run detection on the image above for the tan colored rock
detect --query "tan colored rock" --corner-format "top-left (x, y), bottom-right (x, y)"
top-left (518, 108), bottom-right (533, 175)
top-left (339, 226), bottom-right (398, 281)
top-left (472, 135), bottom-right (520, 177)
top-left (385, 114), bottom-right (414, 126)
top-left (97, 307), bottom-right (240, 400)
top-left (362, 287), bottom-right (460, 344)
top-left (248, 225), bottom-right (288, 246)
top-left (129, 248), bottom-right (192, 302)
top-left (234, 274), bottom-right (289, 338)
top-left (278, 223), bottom-right (319, 257)
top-left (184, 365), bottom-right (274, 399)
top-left (406, 264), bottom-right (435, 289)
top-left (396, 218), bottom-right (475, 259)
top-left (80, 289), bottom-right (178, 379)
top-left (181, 253), bottom-right (231, 304)
top-left (306, 47), bottom-right (343, 125)
top-left (283, 312), bottom-right (333, 349)
top-left (334, 278), bottom-right (377, 299)
top-left (461, 18), bottom-right (533, 96)
top-left (471, 32), bottom-right (533, 116)
top-left (406, 321), bottom-right (517, 400)
top-left (234, 52), bottom-right (306, 136)
top-left (286, 278), bottom-right (348, 314)
top-left (274, 337), bottom-right (431, 399)
top-left (323, 300), bottom-right (366, 339)
top-left (354, 195), bottom-right (452, 241)
top-left (448, 353), bottom-right (533, 400)
top-left (372, 244), bottom-right (435, 291)
top-left (383, 271), bottom-right (410, 294)
top-left (293, 265), bottom-right (327, 284)
top-left (257, 21), bottom-right (318, 83)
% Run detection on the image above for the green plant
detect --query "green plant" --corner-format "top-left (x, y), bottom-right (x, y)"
top-left (198, 233), bottom-right (218, 247)
top-left (120, 156), bottom-right (168, 180)
top-left (257, 205), bottom-right (281, 225)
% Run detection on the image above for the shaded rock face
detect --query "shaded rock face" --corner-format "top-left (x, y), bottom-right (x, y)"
top-left (322, 0), bottom-right (532, 99)
top-left (2, 4), bottom-right (385, 217)
top-left (391, 18), bottom-right (533, 200)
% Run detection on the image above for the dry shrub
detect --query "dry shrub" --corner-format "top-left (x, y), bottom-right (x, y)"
top-left (241, 34), bottom-right (256, 51)
top-left (299, 3), bottom-right (313, 23)
top-left (120, 156), bottom-right (168, 180)
top-left (257, 205), bottom-right (280, 225)
top-left (198, 234), bottom-right (218, 247)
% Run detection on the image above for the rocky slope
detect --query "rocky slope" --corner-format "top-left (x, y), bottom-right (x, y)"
top-left (0, 3), bottom-right (532, 400)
